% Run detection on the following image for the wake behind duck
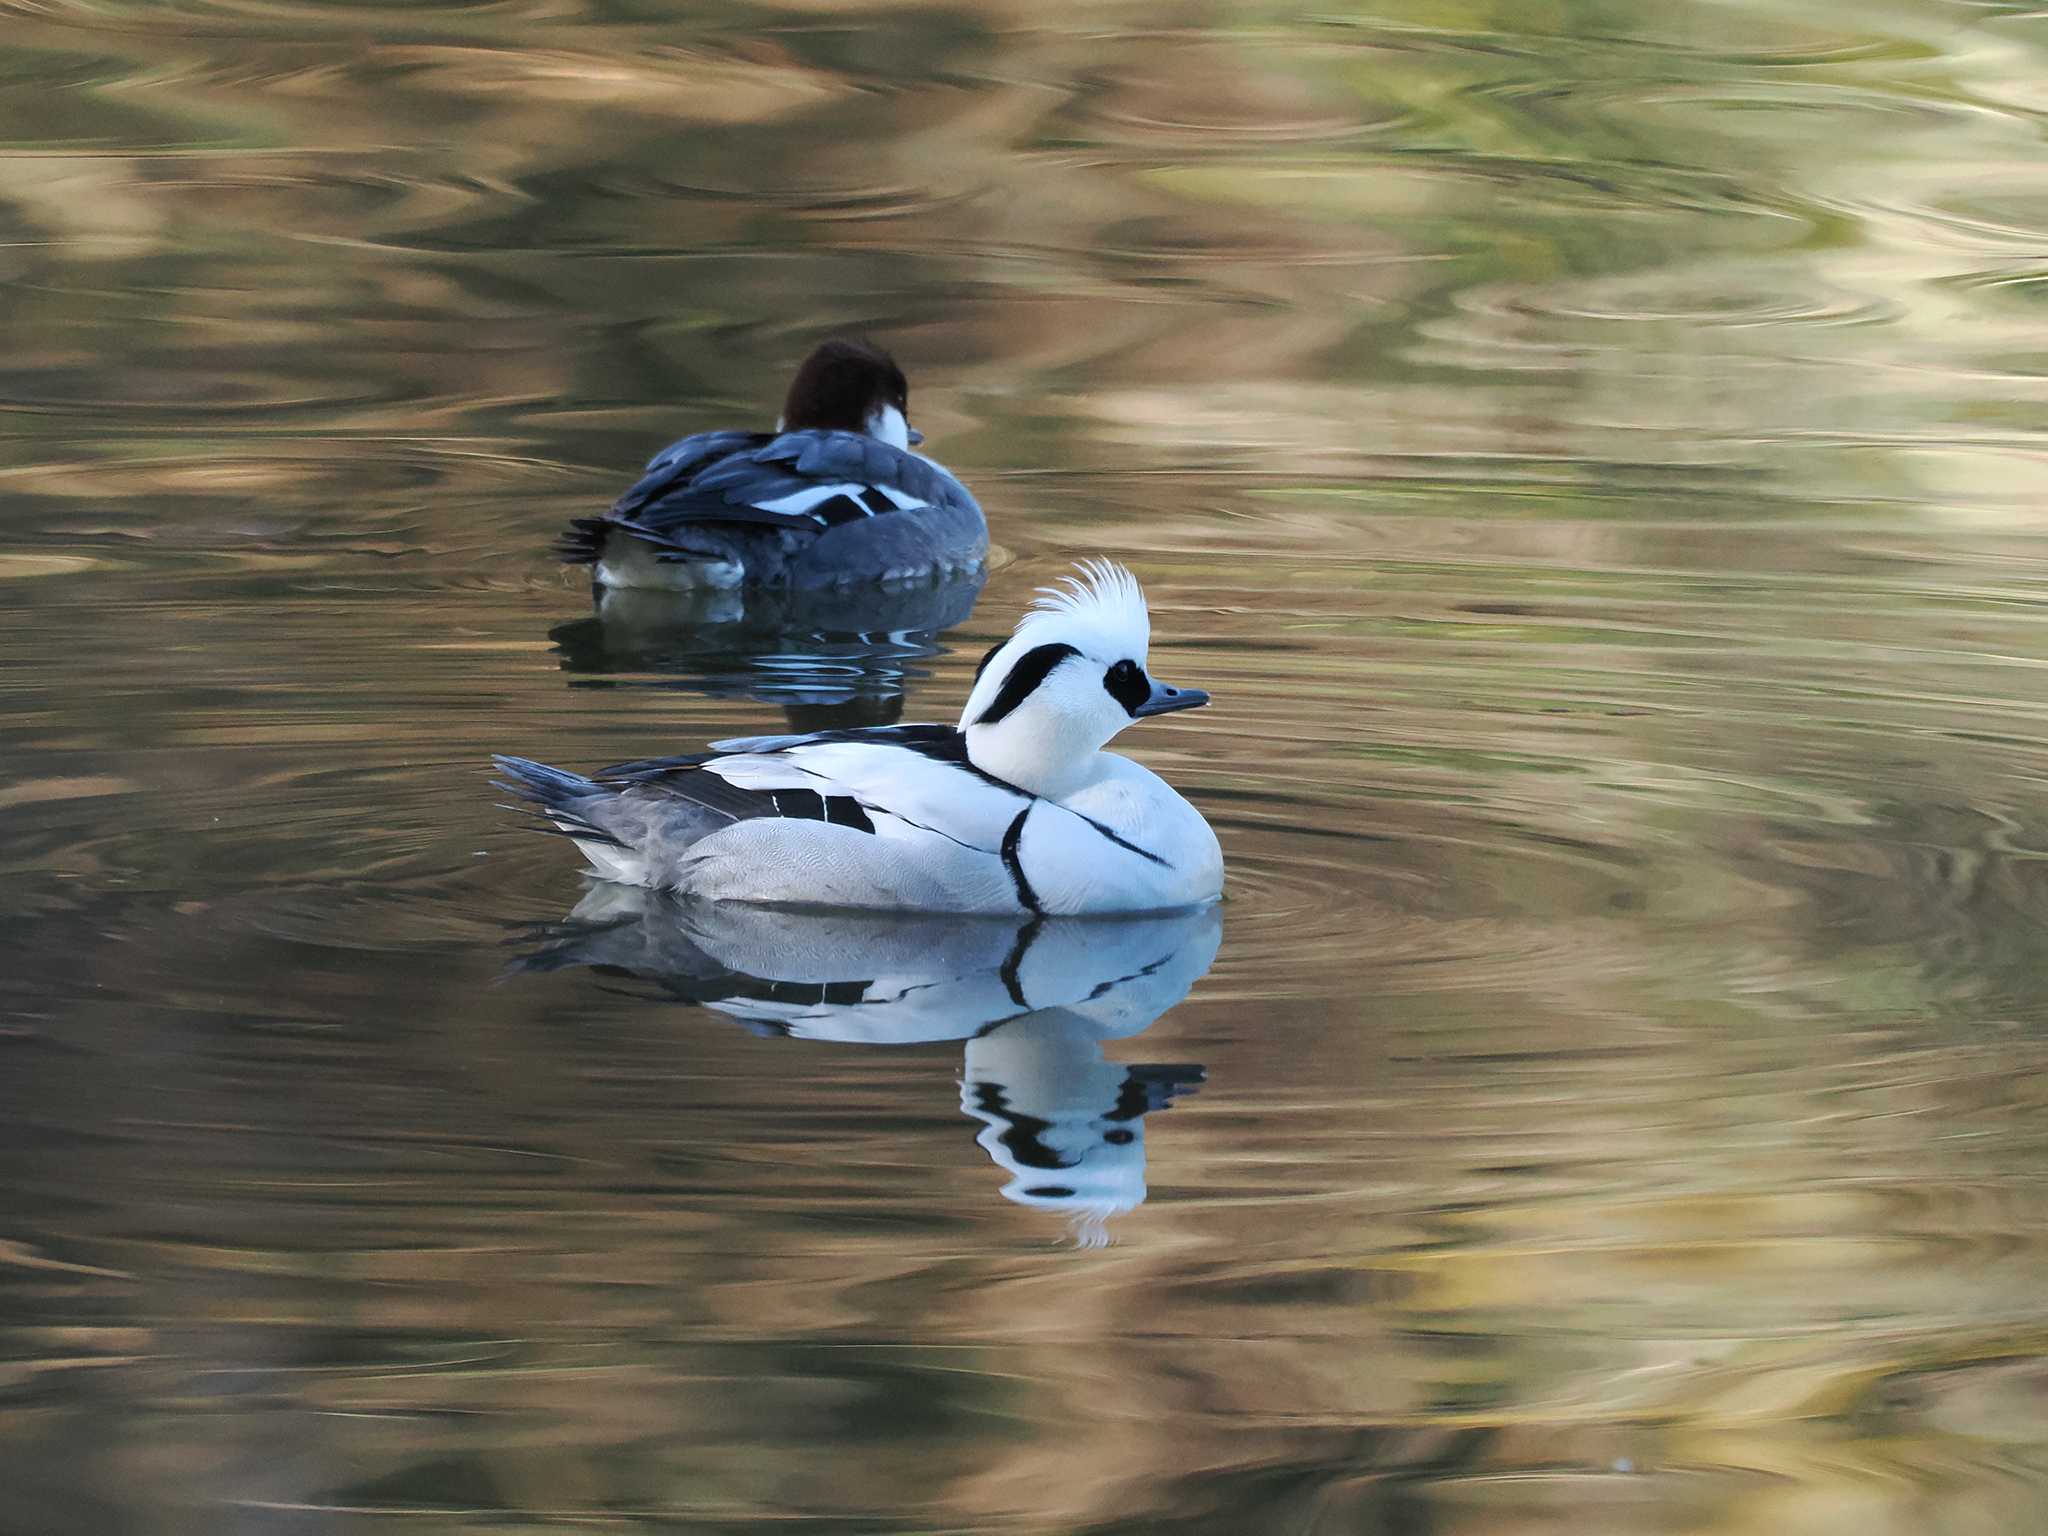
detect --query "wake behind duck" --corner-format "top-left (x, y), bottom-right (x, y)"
top-left (494, 561), bottom-right (1222, 914)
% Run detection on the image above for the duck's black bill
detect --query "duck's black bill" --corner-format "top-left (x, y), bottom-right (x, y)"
top-left (906, 426), bottom-right (925, 446)
top-left (1133, 681), bottom-right (1210, 717)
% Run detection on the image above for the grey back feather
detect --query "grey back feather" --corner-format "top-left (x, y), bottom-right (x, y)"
top-left (612, 429), bottom-right (980, 537)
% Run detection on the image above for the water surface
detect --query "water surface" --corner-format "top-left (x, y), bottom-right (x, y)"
top-left (5, 0), bottom-right (2048, 1530)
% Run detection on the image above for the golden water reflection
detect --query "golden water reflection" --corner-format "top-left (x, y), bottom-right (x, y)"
top-left (4, 0), bottom-right (2048, 1530)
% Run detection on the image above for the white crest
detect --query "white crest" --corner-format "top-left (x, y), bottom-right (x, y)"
top-left (957, 561), bottom-right (1153, 731)
top-left (1013, 559), bottom-right (1150, 661)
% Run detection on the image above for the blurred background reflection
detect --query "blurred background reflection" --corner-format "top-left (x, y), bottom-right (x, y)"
top-left (4, 0), bottom-right (2048, 1531)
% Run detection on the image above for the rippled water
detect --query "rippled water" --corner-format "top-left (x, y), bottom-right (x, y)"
top-left (6, 0), bottom-right (2048, 1530)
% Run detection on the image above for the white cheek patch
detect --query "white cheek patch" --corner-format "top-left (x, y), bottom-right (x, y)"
top-left (865, 403), bottom-right (911, 451)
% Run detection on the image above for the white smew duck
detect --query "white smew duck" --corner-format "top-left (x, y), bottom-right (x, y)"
top-left (560, 337), bottom-right (987, 590)
top-left (495, 561), bottom-right (1223, 914)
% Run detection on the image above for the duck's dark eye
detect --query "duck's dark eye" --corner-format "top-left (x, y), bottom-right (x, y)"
top-left (1103, 658), bottom-right (1149, 714)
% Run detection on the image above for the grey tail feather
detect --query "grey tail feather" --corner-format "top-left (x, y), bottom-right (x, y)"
top-left (491, 753), bottom-right (596, 803)
top-left (556, 516), bottom-right (726, 567)
top-left (490, 755), bottom-right (632, 850)
top-left (556, 518), bottom-right (609, 565)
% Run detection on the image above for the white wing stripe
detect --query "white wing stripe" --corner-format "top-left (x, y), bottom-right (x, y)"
top-left (873, 483), bottom-right (930, 512)
top-left (750, 482), bottom-right (870, 516)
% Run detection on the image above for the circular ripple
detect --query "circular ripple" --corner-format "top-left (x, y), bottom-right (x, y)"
top-left (1497, 270), bottom-right (1902, 329)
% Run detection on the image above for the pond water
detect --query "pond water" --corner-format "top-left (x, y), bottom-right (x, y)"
top-left (5, 0), bottom-right (2048, 1530)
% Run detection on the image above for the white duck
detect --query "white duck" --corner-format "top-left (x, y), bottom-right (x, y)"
top-left (494, 561), bottom-right (1223, 914)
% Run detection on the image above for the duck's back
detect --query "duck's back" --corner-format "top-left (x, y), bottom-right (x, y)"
top-left (562, 429), bottom-right (987, 589)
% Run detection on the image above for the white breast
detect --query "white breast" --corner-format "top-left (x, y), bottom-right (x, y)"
top-left (1021, 755), bottom-right (1223, 915)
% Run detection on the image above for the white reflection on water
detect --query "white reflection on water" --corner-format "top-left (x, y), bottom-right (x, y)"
top-left (516, 888), bottom-right (1219, 1244)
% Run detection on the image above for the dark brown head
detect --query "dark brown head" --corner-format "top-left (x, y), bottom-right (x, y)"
top-left (780, 337), bottom-right (919, 447)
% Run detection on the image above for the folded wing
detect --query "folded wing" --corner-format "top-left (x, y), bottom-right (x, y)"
top-left (597, 724), bottom-right (1025, 854)
top-left (562, 429), bottom-right (982, 567)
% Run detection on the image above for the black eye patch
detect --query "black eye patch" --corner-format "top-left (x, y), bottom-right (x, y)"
top-left (1103, 658), bottom-right (1150, 715)
top-left (975, 642), bottom-right (1080, 726)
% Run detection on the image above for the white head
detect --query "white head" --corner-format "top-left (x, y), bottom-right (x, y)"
top-left (958, 561), bottom-right (1208, 798)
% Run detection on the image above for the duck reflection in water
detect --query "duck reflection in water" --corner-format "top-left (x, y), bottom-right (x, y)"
top-left (549, 570), bottom-right (986, 730)
top-left (515, 888), bottom-right (1218, 1244)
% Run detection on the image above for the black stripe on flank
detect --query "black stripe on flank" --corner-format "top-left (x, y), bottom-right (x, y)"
top-left (858, 486), bottom-right (894, 514)
top-left (1001, 806), bottom-right (1041, 914)
top-left (1076, 810), bottom-right (1170, 868)
top-left (976, 642), bottom-right (1079, 726)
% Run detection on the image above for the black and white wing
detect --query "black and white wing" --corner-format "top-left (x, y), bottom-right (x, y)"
top-left (734, 430), bottom-right (982, 525)
top-left (560, 429), bottom-right (982, 566)
top-left (595, 724), bottom-right (1024, 853)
